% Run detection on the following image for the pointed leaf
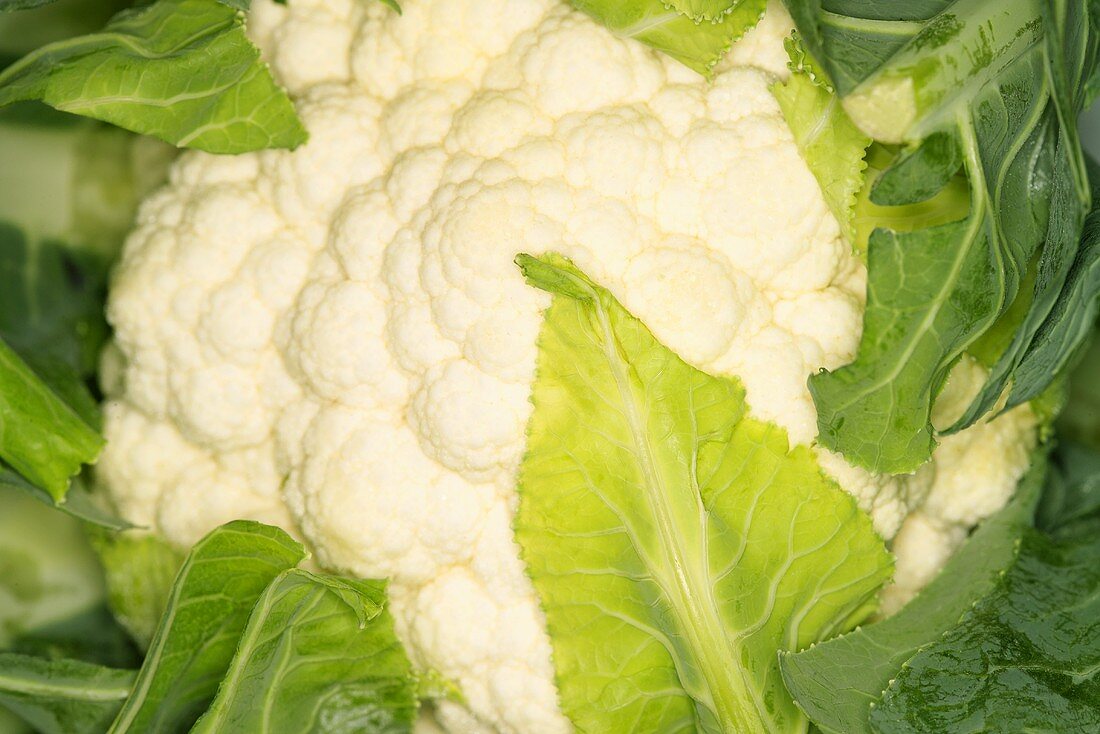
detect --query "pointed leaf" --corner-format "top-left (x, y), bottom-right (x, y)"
top-left (515, 253), bottom-right (891, 734)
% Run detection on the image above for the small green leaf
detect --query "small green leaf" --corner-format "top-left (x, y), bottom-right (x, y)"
top-left (0, 0), bottom-right (307, 153)
top-left (0, 654), bottom-right (134, 734)
top-left (0, 337), bottom-right (102, 501)
top-left (192, 571), bottom-right (417, 734)
top-left (106, 521), bottom-right (306, 734)
top-left (571, 0), bottom-right (766, 77)
top-left (516, 253), bottom-right (891, 734)
top-left (869, 133), bottom-right (962, 206)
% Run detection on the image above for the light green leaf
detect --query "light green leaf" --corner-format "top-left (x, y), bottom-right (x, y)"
top-left (0, 654), bottom-right (133, 734)
top-left (87, 531), bottom-right (183, 650)
top-left (571, 0), bottom-right (766, 77)
top-left (514, 253), bottom-right (892, 734)
top-left (0, 337), bottom-right (102, 501)
top-left (0, 0), bottom-right (307, 153)
top-left (665, 0), bottom-right (739, 22)
top-left (192, 570), bottom-right (417, 734)
top-left (106, 521), bottom-right (306, 734)
top-left (772, 60), bottom-right (870, 247)
top-left (779, 456), bottom-right (1047, 734)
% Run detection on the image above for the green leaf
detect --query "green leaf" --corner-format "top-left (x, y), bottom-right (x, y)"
top-left (986, 155), bottom-right (1100, 420)
top-left (87, 531), bottom-right (183, 650)
top-left (779, 456), bottom-right (1047, 734)
top-left (106, 521), bottom-right (306, 734)
top-left (0, 337), bottom-right (102, 501)
top-left (869, 133), bottom-right (961, 206)
top-left (192, 571), bottom-right (417, 734)
top-left (0, 654), bottom-right (134, 734)
top-left (571, 0), bottom-right (766, 77)
top-left (869, 528), bottom-right (1100, 734)
top-left (665, 0), bottom-right (740, 22)
top-left (772, 56), bottom-right (871, 246)
top-left (0, 0), bottom-right (307, 153)
top-left (788, 0), bottom-right (1100, 472)
top-left (514, 253), bottom-right (892, 734)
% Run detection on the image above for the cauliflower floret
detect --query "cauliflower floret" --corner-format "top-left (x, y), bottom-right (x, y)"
top-left (98, 1), bottom-right (1038, 731)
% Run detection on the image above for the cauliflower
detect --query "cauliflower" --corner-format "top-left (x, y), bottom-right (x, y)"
top-left (98, 0), bottom-right (1037, 731)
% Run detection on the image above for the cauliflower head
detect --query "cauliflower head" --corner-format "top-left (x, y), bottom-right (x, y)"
top-left (98, 0), bottom-right (1037, 731)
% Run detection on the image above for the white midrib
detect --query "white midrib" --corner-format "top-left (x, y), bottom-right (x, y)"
top-left (590, 294), bottom-right (770, 734)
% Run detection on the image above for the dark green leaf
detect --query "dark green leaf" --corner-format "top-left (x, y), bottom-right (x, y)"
top-left (869, 529), bottom-right (1100, 734)
top-left (0, 0), bottom-right (307, 153)
top-left (869, 133), bottom-right (961, 206)
top-left (779, 457), bottom-right (1046, 734)
top-left (946, 8), bottom-right (1100, 430)
top-left (106, 521), bottom-right (306, 734)
top-left (789, 0), bottom-right (1100, 472)
top-left (192, 571), bottom-right (417, 734)
top-left (0, 654), bottom-right (134, 734)
top-left (993, 158), bottom-right (1100, 417)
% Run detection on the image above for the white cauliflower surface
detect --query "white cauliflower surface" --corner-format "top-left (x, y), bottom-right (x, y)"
top-left (98, 1), bottom-right (1037, 731)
